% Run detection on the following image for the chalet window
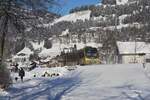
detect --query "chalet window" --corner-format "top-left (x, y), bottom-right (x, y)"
top-left (138, 53), bottom-right (145, 56)
top-left (146, 59), bottom-right (150, 63)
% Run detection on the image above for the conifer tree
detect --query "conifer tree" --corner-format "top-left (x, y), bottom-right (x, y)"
top-left (0, 0), bottom-right (59, 64)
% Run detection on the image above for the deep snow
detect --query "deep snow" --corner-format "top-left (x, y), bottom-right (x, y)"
top-left (1, 64), bottom-right (150, 100)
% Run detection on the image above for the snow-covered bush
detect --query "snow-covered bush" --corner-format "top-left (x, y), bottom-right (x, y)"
top-left (0, 63), bottom-right (12, 89)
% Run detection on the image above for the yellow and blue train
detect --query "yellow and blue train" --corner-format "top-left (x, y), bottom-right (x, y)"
top-left (59, 46), bottom-right (101, 66)
top-left (79, 46), bottom-right (100, 65)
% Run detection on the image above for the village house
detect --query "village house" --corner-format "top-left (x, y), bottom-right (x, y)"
top-left (12, 47), bottom-right (33, 68)
top-left (117, 41), bottom-right (150, 64)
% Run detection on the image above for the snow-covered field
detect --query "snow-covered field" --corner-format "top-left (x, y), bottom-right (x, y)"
top-left (1, 64), bottom-right (150, 100)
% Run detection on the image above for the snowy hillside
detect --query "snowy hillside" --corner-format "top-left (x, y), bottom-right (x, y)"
top-left (44, 10), bottom-right (91, 27)
top-left (54, 10), bottom-right (91, 23)
top-left (1, 64), bottom-right (150, 100)
top-left (6, 0), bottom-right (150, 60)
top-left (116, 0), bottom-right (128, 5)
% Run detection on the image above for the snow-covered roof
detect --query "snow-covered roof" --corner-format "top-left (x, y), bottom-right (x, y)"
top-left (59, 29), bottom-right (69, 36)
top-left (30, 41), bottom-right (45, 50)
top-left (17, 47), bottom-right (33, 56)
top-left (13, 47), bottom-right (33, 59)
top-left (83, 42), bottom-right (102, 49)
top-left (116, 0), bottom-right (128, 5)
top-left (117, 41), bottom-right (150, 54)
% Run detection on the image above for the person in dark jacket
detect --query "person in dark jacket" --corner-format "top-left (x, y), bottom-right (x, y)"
top-left (19, 68), bottom-right (25, 82)
top-left (15, 63), bottom-right (19, 72)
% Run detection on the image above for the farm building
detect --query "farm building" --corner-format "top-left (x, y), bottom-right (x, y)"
top-left (117, 41), bottom-right (150, 64)
top-left (12, 47), bottom-right (33, 67)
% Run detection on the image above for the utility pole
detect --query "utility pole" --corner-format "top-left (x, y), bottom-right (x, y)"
top-left (134, 35), bottom-right (137, 63)
top-left (113, 8), bottom-right (118, 64)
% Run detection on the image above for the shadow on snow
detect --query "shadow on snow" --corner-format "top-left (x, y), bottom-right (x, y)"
top-left (7, 72), bottom-right (82, 100)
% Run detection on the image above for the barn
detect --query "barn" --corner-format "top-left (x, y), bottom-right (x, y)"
top-left (117, 41), bottom-right (150, 64)
top-left (12, 47), bottom-right (33, 67)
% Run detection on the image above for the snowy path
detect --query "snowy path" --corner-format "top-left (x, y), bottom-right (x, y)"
top-left (61, 64), bottom-right (150, 100)
top-left (8, 72), bottom-right (81, 100)
top-left (1, 64), bottom-right (150, 100)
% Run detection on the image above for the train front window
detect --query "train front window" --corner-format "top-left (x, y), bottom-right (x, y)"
top-left (85, 48), bottom-right (98, 58)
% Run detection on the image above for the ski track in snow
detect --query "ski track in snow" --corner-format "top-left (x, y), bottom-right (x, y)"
top-left (7, 71), bottom-right (82, 100)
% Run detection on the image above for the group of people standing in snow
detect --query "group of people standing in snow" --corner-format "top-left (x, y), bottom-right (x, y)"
top-left (13, 61), bottom-right (38, 82)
